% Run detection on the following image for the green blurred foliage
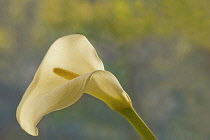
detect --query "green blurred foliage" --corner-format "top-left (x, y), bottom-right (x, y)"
top-left (35, 0), bottom-right (210, 46)
top-left (0, 0), bottom-right (210, 140)
top-left (1, 0), bottom-right (210, 49)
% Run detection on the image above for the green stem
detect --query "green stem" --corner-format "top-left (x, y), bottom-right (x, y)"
top-left (117, 107), bottom-right (157, 140)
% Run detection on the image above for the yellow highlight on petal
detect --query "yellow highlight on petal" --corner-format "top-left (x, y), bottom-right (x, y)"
top-left (53, 68), bottom-right (80, 80)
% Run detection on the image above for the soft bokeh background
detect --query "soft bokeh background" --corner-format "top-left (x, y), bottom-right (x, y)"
top-left (0, 0), bottom-right (210, 140)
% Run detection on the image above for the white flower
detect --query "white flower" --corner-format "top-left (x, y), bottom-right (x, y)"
top-left (16, 34), bottom-right (132, 136)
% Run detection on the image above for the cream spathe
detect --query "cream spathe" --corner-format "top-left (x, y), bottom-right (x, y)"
top-left (16, 35), bottom-right (132, 136)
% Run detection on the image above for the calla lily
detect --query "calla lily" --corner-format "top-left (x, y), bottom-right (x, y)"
top-left (16, 34), bottom-right (156, 140)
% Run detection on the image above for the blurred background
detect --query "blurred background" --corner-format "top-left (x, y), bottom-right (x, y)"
top-left (0, 0), bottom-right (210, 140)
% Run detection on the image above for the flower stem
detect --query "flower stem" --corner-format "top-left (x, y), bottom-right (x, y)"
top-left (117, 107), bottom-right (157, 140)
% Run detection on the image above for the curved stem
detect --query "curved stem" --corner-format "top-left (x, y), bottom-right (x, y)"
top-left (116, 107), bottom-right (157, 140)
